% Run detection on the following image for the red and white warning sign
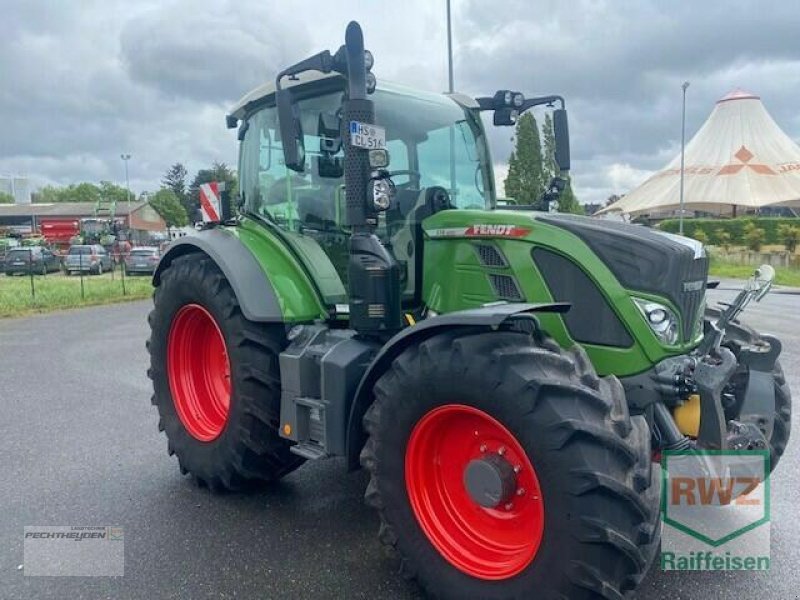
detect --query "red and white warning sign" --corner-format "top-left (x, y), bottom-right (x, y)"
top-left (199, 182), bottom-right (222, 222)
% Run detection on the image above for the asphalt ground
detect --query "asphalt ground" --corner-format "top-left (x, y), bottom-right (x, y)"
top-left (0, 286), bottom-right (797, 600)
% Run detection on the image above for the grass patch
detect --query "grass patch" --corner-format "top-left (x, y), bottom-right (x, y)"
top-left (709, 258), bottom-right (800, 287)
top-left (0, 270), bottom-right (153, 318)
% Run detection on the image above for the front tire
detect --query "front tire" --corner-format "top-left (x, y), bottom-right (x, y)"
top-left (148, 253), bottom-right (304, 490)
top-left (361, 330), bottom-right (660, 599)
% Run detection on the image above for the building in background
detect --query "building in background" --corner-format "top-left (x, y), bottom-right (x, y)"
top-left (0, 201), bottom-right (167, 247)
top-left (0, 176), bottom-right (32, 204)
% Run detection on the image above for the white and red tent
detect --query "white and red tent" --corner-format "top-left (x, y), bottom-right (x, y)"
top-left (599, 90), bottom-right (800, 216)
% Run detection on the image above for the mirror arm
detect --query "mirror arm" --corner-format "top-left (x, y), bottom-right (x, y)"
top-left (275, 50), bottom-right (334, 91)
top-left (474, 94), bottom-right (566, 113)
top-left (520, 95), bottom-right (565, 112)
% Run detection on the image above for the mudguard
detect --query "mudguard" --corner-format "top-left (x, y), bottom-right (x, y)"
top-left (153, 228), bottom-right (283, 322)
top-left (345, 302), bottom-right (571, 469)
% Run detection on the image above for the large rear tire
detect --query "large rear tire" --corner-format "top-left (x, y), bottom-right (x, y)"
top-left (148, 253), bottom-right (304, 490)
top-left (361, 329), bottom-right (660, 599)
top-left (706, 307), bottom-right (792, 471)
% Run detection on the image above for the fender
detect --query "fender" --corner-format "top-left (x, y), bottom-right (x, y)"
top-left (153, 228), bottom-right (284, 322)
top-left (344, 302), bottom-right (570, 469)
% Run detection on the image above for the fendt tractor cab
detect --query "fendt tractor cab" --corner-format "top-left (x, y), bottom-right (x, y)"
top-left (148, 23), bottom-right (791, 599)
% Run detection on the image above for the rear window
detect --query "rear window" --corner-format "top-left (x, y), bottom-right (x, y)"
top-left (130, 249), bottom-right (157, 257)
top-left (69, 247), bottom-right (92, 255)
top-left (7, 249), bottom-right (39, 258)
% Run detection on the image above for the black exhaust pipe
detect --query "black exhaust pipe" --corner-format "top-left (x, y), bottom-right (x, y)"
top-left (341, 22), bottom-right (402, 336)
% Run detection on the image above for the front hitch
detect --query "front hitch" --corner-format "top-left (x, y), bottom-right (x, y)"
top-left (694, 348), bottom-right (737, 449)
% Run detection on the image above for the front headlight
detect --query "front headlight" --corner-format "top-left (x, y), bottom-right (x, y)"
top-left (633, 298), bottom-right (679, 345)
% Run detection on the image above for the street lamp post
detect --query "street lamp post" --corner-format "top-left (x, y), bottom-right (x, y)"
top-left (120, 153), bottom-right (132, 212)
top-left (679, 82), bottom-right (689, 235)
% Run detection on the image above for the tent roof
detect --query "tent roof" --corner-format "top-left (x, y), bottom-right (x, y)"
top-left (600, 90), bottom-right (800, 216)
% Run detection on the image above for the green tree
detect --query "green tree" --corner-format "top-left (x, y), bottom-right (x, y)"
top-left (777, 223), bottom-right (800, 253)
top-left (162, 163), bottom-right (189, 213)
top-left (188, 162), bottom-right (238, 220)
top-left (98, 181), bottom-right (130, 205)
top-left (714, 228), bottom-right (731, 252)
top-left (557, 178), bottom-right (583, 214)
top-left (743, 222), bottom-right (766, 251)
top-left (59, 183), bottom-right (101, 203)
top-left (149, 188), bottom-right (189, 233)
top-left (0, 191), bottom-right (14, 204)
top-left (504, 113), bottom-right (545, 205)
top-left (541, 113), bottom-right (558, 184)
top-left (691, 227), bottom-right (708, 245)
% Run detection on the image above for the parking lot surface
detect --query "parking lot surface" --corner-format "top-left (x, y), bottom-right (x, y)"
top-left (1, 287), bottom-right (797, 599)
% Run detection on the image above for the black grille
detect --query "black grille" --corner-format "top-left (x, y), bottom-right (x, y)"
top-left (676, 256), bottom-right (709, 340)
top-left (533, 248), bottom-right (634, 348)
top-left (474, 244), bottom-right (508, 267)
top-left (489, 274), bottom-right (523, 301)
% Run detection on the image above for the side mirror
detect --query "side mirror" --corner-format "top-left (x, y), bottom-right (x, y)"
top-left (553, 108), bottom-right (570, 172)
top-left (276, 88), bottom-right (306, 172)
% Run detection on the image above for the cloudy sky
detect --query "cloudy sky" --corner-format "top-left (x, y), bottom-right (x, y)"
top-left (2, 0), bottom-right (800, 205)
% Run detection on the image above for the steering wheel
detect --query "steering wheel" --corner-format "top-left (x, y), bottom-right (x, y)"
top-left (388, 169), bottom-right (422, 181)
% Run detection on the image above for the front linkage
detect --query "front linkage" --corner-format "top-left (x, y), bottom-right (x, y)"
top-left (624, 265), bottom-right (784, 457)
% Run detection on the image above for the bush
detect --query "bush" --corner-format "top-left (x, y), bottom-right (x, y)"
top-left (743, 222), bottom-right (766, 252)
top-left (691, 228), bottom-right (708, 244)
top-left (777, 223), bottom-right (800, 253)
top-left (715, 228), bottom-right (732, 252)
top-left (659, 217), bottom-right (800, 246)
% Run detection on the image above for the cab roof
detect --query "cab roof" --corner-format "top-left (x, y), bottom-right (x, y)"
top-left (227, 72), bottom-right (478, 125)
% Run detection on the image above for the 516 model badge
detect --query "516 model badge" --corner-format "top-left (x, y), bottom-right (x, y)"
top-left (428, 224), bottom-right (532, 238)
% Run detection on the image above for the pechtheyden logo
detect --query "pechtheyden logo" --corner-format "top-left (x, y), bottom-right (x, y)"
top-left (23, 526), bottom-right (124, 576)
top-left (661, 450), bottom-right (770, 571)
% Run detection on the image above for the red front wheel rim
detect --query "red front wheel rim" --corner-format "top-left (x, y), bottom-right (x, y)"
top-left (167, 304), bottom-right (231, 441)
top-left (405, 404), bottom-right (545, 580)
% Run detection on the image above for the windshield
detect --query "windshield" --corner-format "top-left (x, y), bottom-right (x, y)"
top-left (239, 85), bottom-right (492, 226)
top-left (238, 84), bottom-right (493, 305)
top-left (131, 249), bottom-right (157, 256)
top-left (69, 247), bottom-right (92, 255)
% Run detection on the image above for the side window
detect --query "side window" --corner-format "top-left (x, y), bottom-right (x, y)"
top-left (386, 139), bottom-right (410, 184)
top-left (417, 121), bottom-right (485, 209)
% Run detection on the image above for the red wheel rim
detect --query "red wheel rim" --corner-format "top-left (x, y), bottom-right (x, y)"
top-left (405, 404), bottom-right (545, 580)
top-left (167, 304), bottom-right (231, 441)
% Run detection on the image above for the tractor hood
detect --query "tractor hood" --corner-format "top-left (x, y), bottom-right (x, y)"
top-left (535, 213), bottom-right (709, 341)
top-left (423, 210), bottom-right (709, 343)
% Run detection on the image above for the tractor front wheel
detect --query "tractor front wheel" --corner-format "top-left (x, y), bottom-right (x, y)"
top-left (148, 253), bottom-right (304, 490)
top-left (362, 330), bottom-right (660, 599)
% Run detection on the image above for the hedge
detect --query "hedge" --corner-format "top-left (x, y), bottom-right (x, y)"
top-left (658, 217), bottom-right (800, 245)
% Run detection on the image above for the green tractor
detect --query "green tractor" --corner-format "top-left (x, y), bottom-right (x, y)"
top-left (148, 22), bottom-right (790, 599)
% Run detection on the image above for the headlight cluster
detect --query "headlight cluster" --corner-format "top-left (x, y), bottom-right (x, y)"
top-left (633, 298), bottom-right (679, 345)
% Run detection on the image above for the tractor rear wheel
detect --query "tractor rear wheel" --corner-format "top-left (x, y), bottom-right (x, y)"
top-left (361, 330), bottom-right (660, 599)
top-left (706, 307), bottom-right (792, 471)
top-left (147, 253), bottom-right (304, 490)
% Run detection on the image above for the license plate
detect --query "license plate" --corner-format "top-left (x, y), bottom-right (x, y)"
top-left (136, 263), bottom-right (147, 267)
top-left (13, 261), bottom-right (24, 265)
top-left (349, 121), bottom-right (386, 150)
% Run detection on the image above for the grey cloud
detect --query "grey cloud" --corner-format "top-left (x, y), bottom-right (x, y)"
top-left (120, 2), bottom-right (312, 103)
top-left (1, 0), bottom-right (798, 206)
